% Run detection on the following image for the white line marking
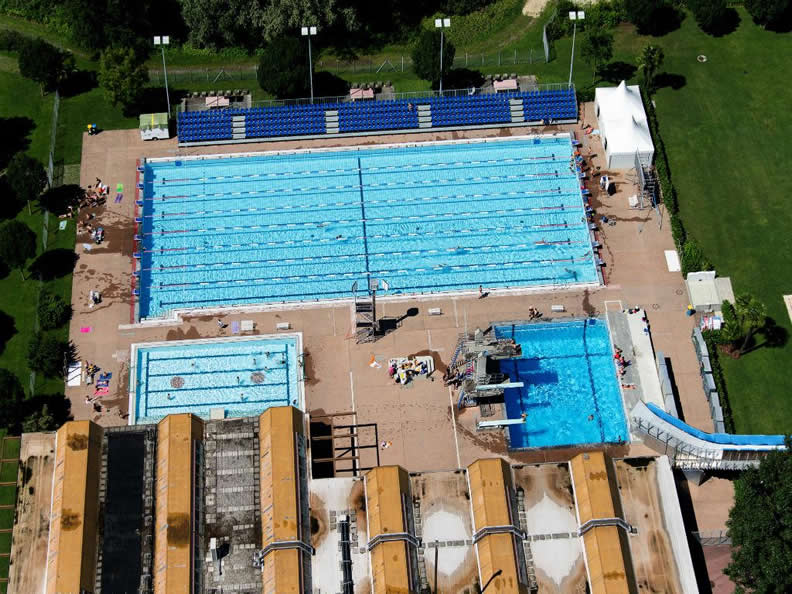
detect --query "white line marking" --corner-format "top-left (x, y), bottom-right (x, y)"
top-left (448, 386), bottom-right (462, 468)
top-left (349, 371), bottom-right (356, 412)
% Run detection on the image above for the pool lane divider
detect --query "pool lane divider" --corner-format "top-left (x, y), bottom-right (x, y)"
top-left (357, 157), bottom-right (371, 279)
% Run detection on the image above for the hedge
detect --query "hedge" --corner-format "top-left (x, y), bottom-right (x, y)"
top-left (702, 330), bottom-right (735, 433)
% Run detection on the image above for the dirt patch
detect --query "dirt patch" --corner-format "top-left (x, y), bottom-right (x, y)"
top-left (66, 434), bottom-right (89, 450)
top-left (167, 512), bottom-right (191, 547)
top-left (522, 0), bottom-right (550, 17)
top-left (309, 492), bottom-right (329, 549)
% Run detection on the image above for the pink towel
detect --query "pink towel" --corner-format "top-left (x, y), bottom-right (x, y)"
top-left (94, 387), bottom-right (109, 396)
top-left (80, 327), bottom-right (92, 333)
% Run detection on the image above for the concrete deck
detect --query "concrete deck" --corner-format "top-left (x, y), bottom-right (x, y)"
top-left (70, 105), bottom-right (735, 584)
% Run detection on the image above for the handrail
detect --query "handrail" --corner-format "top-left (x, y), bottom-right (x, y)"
top-left (366, 531), bottom-right (420, 551)
top-left (472, 524), bottom-right (526, 544)
top-left (578, 517), bottom-right (633, 536)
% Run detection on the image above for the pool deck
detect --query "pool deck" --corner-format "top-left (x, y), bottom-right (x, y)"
top-left (70, 107), bottom-right (733, 558)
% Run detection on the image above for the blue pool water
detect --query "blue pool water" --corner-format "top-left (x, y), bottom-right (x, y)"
top-left (494, 318), bottom-right (627, 448)
top-left (131, 337), bottom-right (301, 424)
top-left (138, 136), bottom-right (598, 319)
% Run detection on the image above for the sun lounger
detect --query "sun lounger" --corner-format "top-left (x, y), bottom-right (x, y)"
top-left (231, 321), bottom-right (241, 334)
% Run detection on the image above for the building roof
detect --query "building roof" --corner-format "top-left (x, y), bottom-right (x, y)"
top-left (259, 406), bottom-right (306, 594)
top-left (45, 421), bottom-right (103, 594)
top-left (364, 466), bottom-right (412, 594)
top-left (467, 459), bottom-right (527, 594)
top-left (595, 81), bottom-right (654, 159)
top-left (154, 414), bottom-right (204, 594)
top-left (570, 452), bottom-right (632, 594)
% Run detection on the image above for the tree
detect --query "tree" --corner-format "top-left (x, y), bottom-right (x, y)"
top-left (411, 29), bottom-right (456, 89)
top-left (6, 152), bottom-right (47, 214)
top-left (0, 368), bottom-right (24, 428)
top-left (0, 220), bottom-right (37, 280)
top-left (680, 238), bottom-right (711, 274)
top-left (38, 291), bottom-right (72, 330)
top-left (17, 38), bottom-right (74, 95)
top-left (580, 30), bottom-right (614, 82)
top-left (637, 44), bottom-right (664, 93)
top-left (725, 437), bottom-right (792, 592)
top-left (98, 47), bottom-right (149, 113)
top-left (733, 294), bottom-right (768, 355)
top-left (257, 37), bottom-right (310, 99)
top-left (719, 299), bottom-right (742, 344)
top-left (744, 0), bottom-right (791, 29)
top-left (22, 403), bottom-right (57, 433)
top-left (689, 0), bottom-right (730, 33)
top-left (27, 332), bottom-right (74, 378)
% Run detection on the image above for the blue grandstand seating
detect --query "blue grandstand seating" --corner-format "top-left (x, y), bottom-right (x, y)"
top-left (177, 87), bottom-right (577, 143)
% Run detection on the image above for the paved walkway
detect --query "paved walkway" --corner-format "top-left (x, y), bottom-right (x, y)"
top-left (70, 108), bottom-right (734, 539)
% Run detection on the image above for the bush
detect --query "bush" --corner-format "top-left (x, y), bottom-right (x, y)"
top-left (411, 29), bottom-right (456, 89)
top-left (688, 0), bottom-right (733, 34)
top-left (624, 0), bottom-right (683, 35)
top-left (744, 0), bottom-right (791, 29)
top-left (0, 29), bottom-right (30, 52)
top-left (701, 330), bottom-right (734, 432)
top-left (670, 215), bottom-right (686, 248)
top-left (27, 332), bottom-right (73, 378)
top-left (681, 238), bottom-right (712, 274)
top-left (441, 0), bottom-right (524, 47)
top-left (37, 291), bottom-right (71, 330)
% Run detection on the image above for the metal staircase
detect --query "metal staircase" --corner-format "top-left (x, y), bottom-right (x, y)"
top-left (353, 289), bottom-right (378, 344)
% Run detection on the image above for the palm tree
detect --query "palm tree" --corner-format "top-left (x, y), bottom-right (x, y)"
top-left (637, 44), bottom-right (664, 93)
top-left (734, 294), bottom-right (767, 355)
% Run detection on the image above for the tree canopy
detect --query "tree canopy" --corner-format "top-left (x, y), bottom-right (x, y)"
top-left (6, 152), bottom-right (47, 209)
top-left (726, 438), bottom-right (792, 592)
top-left (98, 47), bottom-right (149, 113)
top-left (689, 0), bottom-right (732, 34)
top-left (27, 332), bottom-right (73, 378)
top-left (0, 220), bottom-right (37, 280)
top-left (744, 0), bottom-right (791, 29)
top-left (411, 29), bottom-right (456, 89)
top-left (257, 37), bottom-right (311, 99)
top-left (581, 29), bottom-right (614, 82)
top-left (17, 38), bottom-right (74, 94)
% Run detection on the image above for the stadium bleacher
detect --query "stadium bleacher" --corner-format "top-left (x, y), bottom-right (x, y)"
top-left (177, 87), bottom-right (577, 144)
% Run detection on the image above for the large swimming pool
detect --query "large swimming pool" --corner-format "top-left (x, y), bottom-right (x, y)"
top-left (494, 318), bottom-right (627, 449)
top-left (137, 135), bottom-right (598, 319)
top-left (129, 335), bottom-right (302, 424)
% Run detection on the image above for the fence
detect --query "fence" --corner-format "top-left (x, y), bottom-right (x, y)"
top-left (692, 530), bottom-right (731, 546)
top-left (45, 90), bottom-right (60, 189)
top-left (148, 67), bottom-right (258, 86)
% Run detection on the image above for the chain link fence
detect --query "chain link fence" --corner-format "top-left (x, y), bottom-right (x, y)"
top-left (148, 67), bottom-right (258, 86)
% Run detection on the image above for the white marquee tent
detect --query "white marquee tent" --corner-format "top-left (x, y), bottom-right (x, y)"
top-left (594, 81), bottom-right (654, 169)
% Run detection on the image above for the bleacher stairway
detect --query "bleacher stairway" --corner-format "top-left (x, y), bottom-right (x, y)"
top-left (325, 110), bottom-right (339, 134)
top-left (232, 115), bottom-right (245, 140)
top-left (509, 98), bottom-right (525, 124)
top-left (417, 104), bottom-right (432, 128)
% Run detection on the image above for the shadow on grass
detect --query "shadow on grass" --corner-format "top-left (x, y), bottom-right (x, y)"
top-left (0, 178), bottom-right (24, 221)
top-left (20, 393), bottom-right (73, 429)
top-left (29, 249), bottom-right (79, 281)
top-left (314, 71), bottom-right (351, 97)
top-left (59, 69), bottom-right (98, 98)
top-left (0, 116), bottom-right (34, 170)
top-left (655, 72), bottom-right (687, 90)
top-left (742, 318), bottom-right (789, 355)
top-left (598, 61), bottom-right (637, 84)
top-left (0, 311), bottom-right (16, 357)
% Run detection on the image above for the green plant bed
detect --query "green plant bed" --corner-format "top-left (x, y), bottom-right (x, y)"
top-left (0, 485), bottom-right (15, 507)
top-left (0, 508), bottom-right (13, 528)
top-left (0, 556), bottom-right (9, 580)
top-left (0, 464), bottom-right (16, 485)
top-left (0, 439), bottom-right (20, 461)
top-left (0, 531), bottom-right (11, 554)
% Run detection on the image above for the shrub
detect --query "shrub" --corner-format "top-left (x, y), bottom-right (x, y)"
top-left (681, 238), bottom-right (712, 274)
top-left (38, 291), bottom-right (71, 330)
top-left (688, 0), bottom-right (731, 34)
top-left (0, 29), bottom-right (29, 52)
top-left (257, 37), bottom-right (309, 99)
top-left (412, 29), bottom-right (456, 89)
top-left (669, 215), bottom-right (686, 248)
top-left (744, 0), bottom-right (791, 29)
top-left (701, 330), bottom-right (734, 432)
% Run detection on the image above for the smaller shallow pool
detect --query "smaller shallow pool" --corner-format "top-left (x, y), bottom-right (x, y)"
top-left (129, 335), bottom-right (302, 424)
top-left (494, 318), bottom-right (627, 449)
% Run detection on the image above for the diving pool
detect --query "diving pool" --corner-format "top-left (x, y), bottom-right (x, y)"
top-left (128, 335), bottom-right (303, 424)
top-left (137, 135), bottom-right (598, 320)
top-left (494, 318), bottom-right (628, 449)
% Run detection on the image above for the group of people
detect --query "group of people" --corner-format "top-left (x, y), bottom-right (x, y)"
top-left (389, 358), bottom-right (431, 385)
top-left (614, 347), bottom-right (629, 377)
top-left (528, 307), bottom-right (541, 320)
top-left (84, 362), bottom-right (112, 413)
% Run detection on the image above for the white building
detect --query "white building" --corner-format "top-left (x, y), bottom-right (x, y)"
top-left (594, 81), bottom-right (655, 169)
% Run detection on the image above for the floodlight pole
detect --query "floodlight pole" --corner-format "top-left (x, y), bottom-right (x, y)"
top-left (302, 26), bottom-right (317, 103)
top-left (154, 36), bottom-right (171, 118)
top-left (435, 18), bottom-right (451, 94)
top-left (568, 12), bottom-right (584, 88)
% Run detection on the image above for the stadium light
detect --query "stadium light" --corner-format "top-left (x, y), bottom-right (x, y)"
top-left (153, 36), bottom-right (171, 118)
top-left (434, 18), bottom-right (451, 94)
top-left (301, 26), bottom-right (318, 103)
top-left (568, 11), bottom-right (585, 87)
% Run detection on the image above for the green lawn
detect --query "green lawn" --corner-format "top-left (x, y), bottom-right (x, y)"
top-left (0, 531), bottom-right (11, 553)
top-left (0, 465), bottom-right (16, 485)
top-left (0, 486), bottom-right (15, 507)
top-left (1, 439), bottom-right (20, 461)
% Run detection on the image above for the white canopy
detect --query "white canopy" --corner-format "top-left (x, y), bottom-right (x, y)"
top-left (594, 81), bottom-right (654, 169)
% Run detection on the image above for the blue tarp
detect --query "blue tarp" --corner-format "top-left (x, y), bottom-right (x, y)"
top-left (645, 402), bottom-right (786, 447)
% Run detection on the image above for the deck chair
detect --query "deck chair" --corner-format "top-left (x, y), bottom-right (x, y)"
top-left (231, 321), bottom-right (241, 334)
